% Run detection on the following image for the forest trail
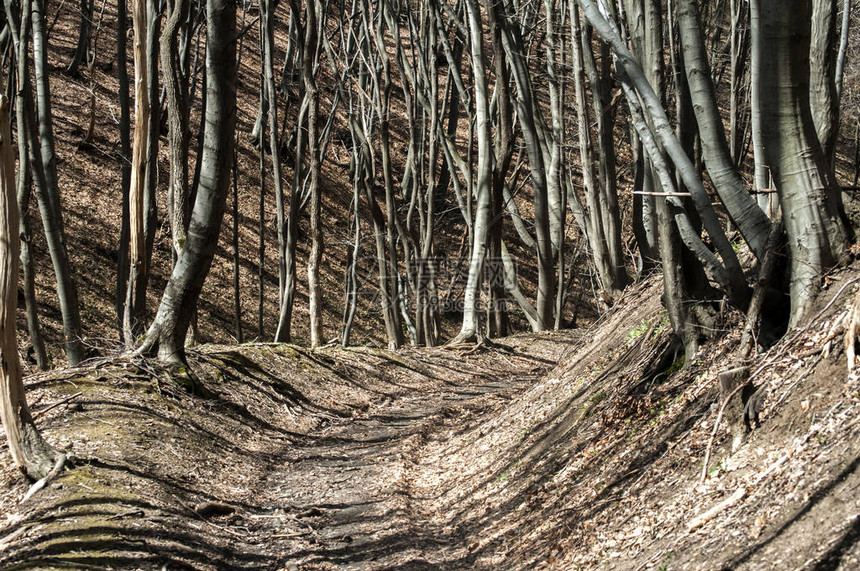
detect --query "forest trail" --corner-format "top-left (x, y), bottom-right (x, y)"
top-left (4, 276), bottom-right (860, 570)
top-left (248, 338), bottom-right (567, 569)
top-left (0, 333), bottom-right (572, 570)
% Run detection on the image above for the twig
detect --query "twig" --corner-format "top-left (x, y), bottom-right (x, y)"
top-left (700, 383), bottom-right (747, 482)
top-left (32, 392), bottom-right (83, 420)
top-left (632, 191), bottom-right (692, 196)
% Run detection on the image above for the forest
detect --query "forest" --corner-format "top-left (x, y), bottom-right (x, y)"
top-left (1, 0), bottom-right (860, 568)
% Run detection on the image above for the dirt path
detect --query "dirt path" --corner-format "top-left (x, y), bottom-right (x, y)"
top-left (249, 342), bottom-right (567, 569)
top-left (0, 334), bottom-right (571, 570)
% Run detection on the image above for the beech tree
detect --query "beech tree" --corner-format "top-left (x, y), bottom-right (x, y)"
top-left (0, 0), bottom-right (852, 368)
top-left (0, 95), bottom-right (64, 480)
top-left (138, 0), bottom-right (237, 364)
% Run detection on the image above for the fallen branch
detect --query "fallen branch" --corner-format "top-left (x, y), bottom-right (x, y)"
top-left (687, 486), bottom-right (747, 532)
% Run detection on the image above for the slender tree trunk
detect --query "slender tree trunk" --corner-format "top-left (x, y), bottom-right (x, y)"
top-left (453, 0), bottom-right (492, 343)
top-left (139, 0), bottom-right (237, 364)
top-left (624, 0), bottom-right (660, 271)
top-left (305, 0), bottom-right (323, 348)
top-left (4, 0), bottom-right (48, 370)
top-left (116, 0), bottom-right (132, 334)
top-left (485, 0), bottom-right (513, 338)
top-left (728, 0), bottom-right (749, 166)
top-left (571, 2), bottom-right (628, 297)
top-left (124, 0), bottom-right (152, 346)
top-left (677, 0), bottom-right (771, 260)
top-left (68, 0), bottom-right (94, 75)
top-left (162, 0), bottom-right (192, 261)
top-left (0, 95), bottom-right (64, 480)
top-left (749, 0), bottom-right (774, 216)
top-left (809, 0), bottom-right (839, 177)
top-left (31, 0), bottom-right (85, 364)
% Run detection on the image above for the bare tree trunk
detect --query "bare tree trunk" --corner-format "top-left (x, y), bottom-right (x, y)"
top-left (570, 2), bottom-right (628, 297)
top-left (498, 3), bottom-right (555, 330)
top-left (452, 0), bottom-right (492, 343)
top-left (305, 0), bottom-right (323, 347)
top-left (18, 164), bottom-right (48, 370)
top-left (485, 0), bottom-right (513, 338)
top-left (677, 0), bottom-right (770, 259)
top-left (749, 0), bottom-right (774, 216)
top-left (139, 0), bottom-right (237, 364)
top-left (4, 0), bottom-right (48, 370)
top-left (809, 0), bottom-right (839, 176)
top-left (756, 0), bottom-right (848, 324)
top-left (578, 0), bottom-right (750, 310)
top-left (624, 0), bottom-right (660, 271)
top-left (0, 95), bottom-right (64, 480)
top-left (68, 0), bottom-right (94, 75)
top-left (728, 0), bottom-right (749, 166)
top-left (116, 0), bottom-right (132, 334)
top-left (31, 0), bottom-right (85, 364)
top-left (162, 0), bottom-right (192, 261)
top-left (124, 0), bottom-right (152, 346)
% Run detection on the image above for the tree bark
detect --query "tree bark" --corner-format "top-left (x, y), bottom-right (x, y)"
top-left (452, 0), bottom-right (492, 343)
top-left (32, 0), bottom-right (85, 364)
top-left (116, 0), bottom-right (132, 334)
top-left (162, 0), bottom-right (192, 261)
top-left (756, 0), bottom-right (848, 324)
top-left (0, 95), bottom-right (63, 480)
top-left (305, 0), bottom-right (323, 348)
top-left (677, 0), bottom-right (771, 260)
top-left (4, 0), bottom-right (48, 370)
top-left (139, 0), bottom-right (237, 364)
top-left (124, 0), bottom-right (152, 346)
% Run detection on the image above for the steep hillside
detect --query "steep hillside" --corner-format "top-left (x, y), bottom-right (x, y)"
top-left (2, 265), bottom-right (860, 569)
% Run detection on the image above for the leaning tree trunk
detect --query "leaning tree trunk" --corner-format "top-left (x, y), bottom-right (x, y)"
top-left (139, 0), bottom-right (236, 364)
top-left (755, 0), bottom-right (848, 325)
top-left (0, 95), bottom-right (64, 480)
top-left (677, 0), bottom-right (771, 260)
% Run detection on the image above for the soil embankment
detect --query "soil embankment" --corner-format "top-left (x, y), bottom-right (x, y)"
top-left (2, 273), bottom-right (860, 570)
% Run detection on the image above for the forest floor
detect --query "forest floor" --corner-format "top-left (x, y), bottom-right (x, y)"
top-left (2, 267), bottom-right (860, 570)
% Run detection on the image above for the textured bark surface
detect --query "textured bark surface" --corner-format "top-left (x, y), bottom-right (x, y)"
top-left (757, 0), bottom-right (848, 324)
top-left (0, 96), bottom-right (61, 480)
top-left (141, 0), bottom-right (237, 364)
top-left (677, 0), bottom-right (771, 260)
top-left (124, 0), bottom-right (151, 346)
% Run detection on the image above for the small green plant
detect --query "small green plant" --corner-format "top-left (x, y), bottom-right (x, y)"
top-left (658, 550), bottom-right (676, 570)
top-left (627, 319), bottom-right (650, 343)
